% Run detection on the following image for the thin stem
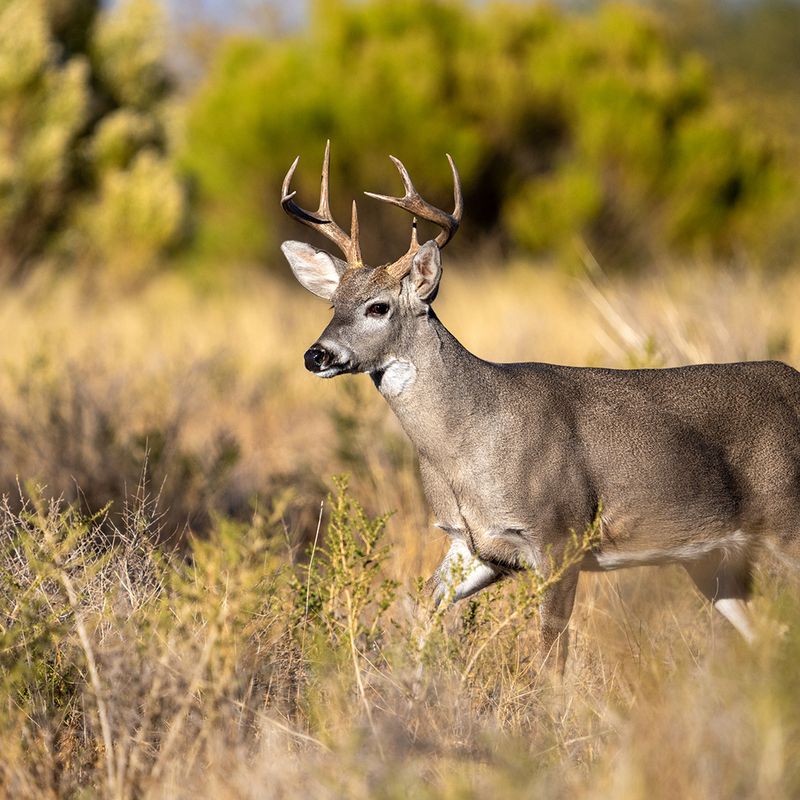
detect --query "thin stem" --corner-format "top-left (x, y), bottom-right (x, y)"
top-left (58, 570), bottom-right (119, 799)
top-left (301, 501), bottom-right (324, 651)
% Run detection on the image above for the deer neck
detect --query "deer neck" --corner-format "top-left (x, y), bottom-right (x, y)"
top-left (370, 311), bottom-right (492, 455)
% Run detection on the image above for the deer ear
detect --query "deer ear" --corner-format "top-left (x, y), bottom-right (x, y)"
top-left (281, 241), bottom-right (347, 300)
top-left (409, 240), bottom-right (442, 301)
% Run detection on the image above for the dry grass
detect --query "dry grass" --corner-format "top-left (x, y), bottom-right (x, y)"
top-left (1, 259), bottom-right (800, 799)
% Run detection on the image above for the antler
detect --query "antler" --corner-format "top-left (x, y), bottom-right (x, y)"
top-left (281, 140), bottom-right (363, 268)
top-left (365, 154), bottom-right (463, 278)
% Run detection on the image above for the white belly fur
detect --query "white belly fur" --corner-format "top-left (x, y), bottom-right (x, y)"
top-left (592, 529), bottom-right (749, 570)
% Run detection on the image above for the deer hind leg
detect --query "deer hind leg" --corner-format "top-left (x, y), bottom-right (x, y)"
top-left (427, 537), bottom-right (506, 608)
top-left (683, 546), bottom-right (756, 643)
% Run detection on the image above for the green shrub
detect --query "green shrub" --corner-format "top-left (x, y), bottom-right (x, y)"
top-left (181, 0), bottom-right (796, 270)
top-left (0, 0), bottom-right (186, 279)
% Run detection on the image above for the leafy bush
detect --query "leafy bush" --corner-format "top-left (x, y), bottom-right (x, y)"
top-left (2, 477), bottom-right (800, 798)
top-left (0, 479), bottom-right (601, 797)
top-left (182, 0), bottom-right (797, 270)
top-left (0, 0), bottom-right (187, 279)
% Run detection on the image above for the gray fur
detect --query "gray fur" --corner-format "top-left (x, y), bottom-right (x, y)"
top-left (285, 239), bottom-right (800, 670)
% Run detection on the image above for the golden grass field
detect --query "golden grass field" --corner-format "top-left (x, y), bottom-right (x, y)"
top-left (2, 259), bottom-right (800, 798)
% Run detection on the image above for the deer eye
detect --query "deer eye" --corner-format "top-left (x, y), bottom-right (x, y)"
top-left (366, 302), bottom-right (390, 317)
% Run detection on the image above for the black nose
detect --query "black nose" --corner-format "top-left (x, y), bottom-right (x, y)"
top-left (304, 344), bottom-right (331, 373)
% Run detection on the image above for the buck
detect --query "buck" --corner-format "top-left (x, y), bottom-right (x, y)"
top-left (281, 142), bottom-right (800, 669)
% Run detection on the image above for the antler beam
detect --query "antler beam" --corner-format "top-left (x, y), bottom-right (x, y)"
top-left (281, 140), bottom-right (363, 268)
top-left (365, 154), bottom-right (462, 278)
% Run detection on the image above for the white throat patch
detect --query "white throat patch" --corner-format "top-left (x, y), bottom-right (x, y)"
top-left (378, 359), bottom-right (417, 398)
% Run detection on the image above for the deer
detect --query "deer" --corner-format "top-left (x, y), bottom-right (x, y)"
top-left (280, 141), bottom-right (800, 671)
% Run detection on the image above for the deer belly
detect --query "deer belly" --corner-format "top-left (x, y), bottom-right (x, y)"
top-left (583, 529), bottom-right (749, 571)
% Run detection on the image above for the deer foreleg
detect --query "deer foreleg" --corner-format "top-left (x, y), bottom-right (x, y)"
top-left (537, 566), bottom-right (580, 675)
top-left (427, 538), bottom-right (506, 608)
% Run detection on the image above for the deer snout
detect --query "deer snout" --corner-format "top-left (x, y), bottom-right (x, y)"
top-left (304, 344), bottom-right (332, 373)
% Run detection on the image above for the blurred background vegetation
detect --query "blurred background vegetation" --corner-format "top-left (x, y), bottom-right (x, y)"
top-left (0, 0), bottom-right (187, 279)
top-left (1, 0), bottom-right (798, 281)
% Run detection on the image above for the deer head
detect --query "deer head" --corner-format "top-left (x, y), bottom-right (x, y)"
top-left (280, 141), bottom-right (462, 378)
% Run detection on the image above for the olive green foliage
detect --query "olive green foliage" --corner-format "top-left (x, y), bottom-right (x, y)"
top-left (182, 0), bottom-right (796, 269)
top-left (0, 0), bottom-right (187, 278)
top-left (663, 0), bottom-right (800, 265)
top-left (667, 0), bottom-right (800, 103)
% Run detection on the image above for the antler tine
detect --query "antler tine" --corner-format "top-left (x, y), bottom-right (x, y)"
top-left (349, 200), bottom-right (362, 266)
top-left (364, 154), bottom-right (463, 251)
top-left (445, 154), bottom-right (464, 240)
top-left (317, 139), bottom-right (334, 221)
top-left (280, 140), bottom-right (363, 267)
top-left (281, 156), bottom-right (326, 225)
